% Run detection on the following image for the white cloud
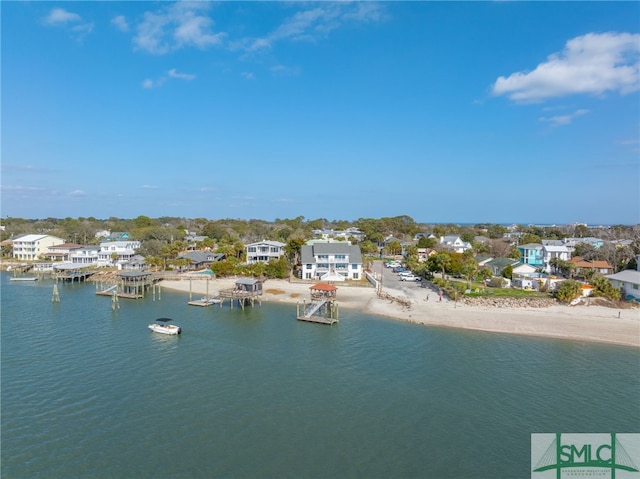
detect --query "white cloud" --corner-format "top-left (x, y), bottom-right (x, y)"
top-left (539, 109), bottom-right (589, 127)
top-left (492, 32), bottom-right (640, 102)
top-left (241, 71), bottom-right (255, 80)
top-left (111, 15), bottom-right (129, 32)
top-left (134, 2), bottom-right (225, 55)
top-left (141, 184), bottom-right (159, 189)
top-left (168, 68), bottom-right (196, 80)
top-left (142, 78), bottom-right (156, 89)
top-left (44, 7), bottom-right (93, 42)
top-left (69, 190), bottom-right (87, 197)
top-left (235, 3), bottom-right (384, 53)
top-left (44, 8), bottom-right (81, 25)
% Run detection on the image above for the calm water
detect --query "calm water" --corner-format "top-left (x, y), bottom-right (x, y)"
top-left (1, 273), bottom-right (638, 478)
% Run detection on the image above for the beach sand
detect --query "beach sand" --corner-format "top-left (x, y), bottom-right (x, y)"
top-left (159, 277), bottom-right (640, 348)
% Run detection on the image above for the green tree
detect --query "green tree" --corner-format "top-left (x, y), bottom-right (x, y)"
top-left (502, 264), bottom-right (513, 279)
top-left (385, 240), bottom-right (402, 256)
top-left (590, 275), bottom-right (621, 301)
top-left (285, 238), bottom-right (306, 266)
top-left (359, 240), bottom-right (378, 256)
top-left (461, 258), bottom-right (479, 289)
top-left (555, 280), bottom-right (582, 303)
top-left (478, 266), bottom-right (493, 286)
top-left (428, 252), bottom-right (452, 278)
top-left (265, 257), bottom-right (291, 279)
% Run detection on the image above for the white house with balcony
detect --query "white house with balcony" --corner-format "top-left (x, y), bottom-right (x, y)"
top-left (70, 246), bottom-right (100, 265)
top-left (439, 235), bottom-right (472, 253)
top-left (97, 240), bottom-right (141, 267)
top-left (300, 242), bottom-right (363, 281)
top-left (245, 240), bottom-right (286, 264)
top-left (541, 240), bottom-right (571, 273)
top-left (12, 234), bottom-right (65, 261)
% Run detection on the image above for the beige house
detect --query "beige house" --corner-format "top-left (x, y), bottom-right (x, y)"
top-left (12, 234), bottom-right (65, 261)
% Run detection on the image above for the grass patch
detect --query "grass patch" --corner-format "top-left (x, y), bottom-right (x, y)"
top-left (265, 288), bottom-right (286, 295)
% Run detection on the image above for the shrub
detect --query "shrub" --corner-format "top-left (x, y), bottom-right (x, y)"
top-left (554, 280), bottom-right (582, 303)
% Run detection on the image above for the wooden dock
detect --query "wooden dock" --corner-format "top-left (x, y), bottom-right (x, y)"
top-left (296, 283), bottom-right (339, 325)
top-left (95, 271), bottom-right (160, 300)
top-left (188, 297), bottom-right (222, 307)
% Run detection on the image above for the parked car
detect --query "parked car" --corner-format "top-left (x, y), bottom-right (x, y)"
top-left (400, 274), bottom-right (420, 281)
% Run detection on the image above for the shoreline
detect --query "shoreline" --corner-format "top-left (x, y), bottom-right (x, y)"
top-left (159, 277), bottom-right (640, 348)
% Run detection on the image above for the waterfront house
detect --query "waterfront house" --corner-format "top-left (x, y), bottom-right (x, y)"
top-left (517, 243), bottom-right (544, 268)
top-left (97, 240), bottom-right (141, 267)
top-left (178, 251), bottom-right (224, 270)
top-left (541, 241), bottom-right (571, 273)
top-left (245, 240), bottom-right (286, 264)
top-left (12, 234), bottom-right (65, 261)
top-left (605, 269), bottom-right (640, 302)
top-left (300, 242), bottom-right (363, 281)
top-left (45, 243), bottom-right (85, 262)
top-left (69, 246), bottom-right (100, 265)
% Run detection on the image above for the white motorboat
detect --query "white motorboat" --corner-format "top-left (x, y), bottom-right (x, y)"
top-left (148, 318), bottom-right (181, 335)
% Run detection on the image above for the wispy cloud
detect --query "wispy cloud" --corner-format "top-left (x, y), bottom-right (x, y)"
top-left (111, 15), bottom-right (129, 32)
top-left (232, 2), bottom-right (384, 53)
top-left (142, 68), bottom-right (195, 88)
top-left (539, 108), bottom-right (589, 127)
top-left (270, 64), bottom-right (301, 77)
top-left (0, 185), bottom-right (46, 192)
top-left (44, 8), bottom-right (81, 25)
top-left (140, 184), bottom-right (159, 189)
top-left (492, 32), bottom-right (640, 102)
top-left (69, 190), bottom-right (87, 197)
top-left (241, 71), bottom-right (255, 80)
top-left (142, 78), bottom-right (164, 89)
top-left (168, 68), bottom-right (196, 80)
top-left (134, 2), bottom-right (225, 55)
top-left (43, 7), bottom-right (94, 42)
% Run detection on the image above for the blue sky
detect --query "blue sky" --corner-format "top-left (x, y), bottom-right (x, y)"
top-left (2, 1), bottom-right (639, 225)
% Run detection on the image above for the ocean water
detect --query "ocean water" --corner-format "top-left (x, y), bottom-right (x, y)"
top-left (1, 272), bottom-right (638, 478)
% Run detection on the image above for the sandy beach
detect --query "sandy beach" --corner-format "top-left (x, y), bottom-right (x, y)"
top-left (159, 276), bottom-right (640, 348)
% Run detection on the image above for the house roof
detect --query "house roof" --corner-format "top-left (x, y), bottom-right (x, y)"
top-left (605, 270), bottom-right (640, 285)
top-left (179, 251), bottom-right (222, 263)
top-left (14, 234), bottom-right (58, 242)
top-left (311, 283), bottom-right (337, 291)
top-left (49, 243), bottom-right (84, 249)
top-left (518, 243), bottom-right (543, 250)
top-left (542, 239), bottom-right (564, 246)
top-left (485, 258), bottom-right (519, 270)
top-left (246, 240), bottom-right (286, 247)
top-left (300, 243), bottom-right (363, 264)
top-left (543, 244), bottom-right (570, 253)
top-left (569, 257), bottom-right (613, 269)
